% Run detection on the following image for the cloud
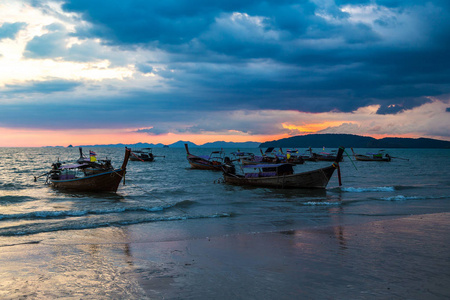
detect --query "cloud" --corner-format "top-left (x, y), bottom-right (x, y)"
top-left (1, 0), bottom-right (450, 144)
top-left (136, 63), bottom-right (153, 74)
top-left (0, 22), bottom-right (27, 40)
top-left (3, 79), bottom-right (82, 94)
top-left (317, 99), bottom-right (450, 138)
top-left (24, 27), bottom-right (67, 59)
top-left (51, 0), bottom-right (450, 115)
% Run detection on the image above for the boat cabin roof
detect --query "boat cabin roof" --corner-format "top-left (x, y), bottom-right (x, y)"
top-left (241, 163), bottom-right (294, 177)
top-left (132, 148), bottom-right (152, 152)
top-left (59, 163), bottom-right (87, 170)
top-left (242, 163), bottom-right (294, 172)
top-left (231, 151), bottom-right (254, 156)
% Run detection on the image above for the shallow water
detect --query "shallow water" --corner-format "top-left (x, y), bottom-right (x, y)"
top-left (0, 147), bottom-right (449, 298)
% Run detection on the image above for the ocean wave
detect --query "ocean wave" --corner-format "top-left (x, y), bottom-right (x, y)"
top-left (0, 195), bottom-right (35, 204)
top-left (0, 205), bottom-right (173, 221)
top-left (341, 186), bottom-right (396, 193)
top-left (0, 213), bottom-right (232, 236)
top-left (0, 183), bottom-right (25, 191)
top-left (381, 195), bottom-right (420, 201)
top-left (381, 195), bottom-right (449, 201)
top-left (302, 201), bottom-right (341, 206)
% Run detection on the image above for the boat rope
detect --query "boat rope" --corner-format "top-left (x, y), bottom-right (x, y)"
top-left (319, 168), bottom-right (329, 184)
top-left (342, 147), bottom-right (358, 170)
top-left (130, 151), bottom-right (145, 162)
top-left (33, 172), bottom-right (50, 182)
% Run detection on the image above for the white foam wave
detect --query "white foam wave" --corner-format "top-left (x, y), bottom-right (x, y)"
top-left (341, 186), bottom-right (395, 193)
top-left (380, 195), bottom-right (448, 201)
top-left (303, 202), bottom-right (341, 206)
top-left (0, 205), bottom-right (172, 221)
top-left (381, 195), bottom-right (419, 201)
top-left (0, 213), bottom-right (232, 236)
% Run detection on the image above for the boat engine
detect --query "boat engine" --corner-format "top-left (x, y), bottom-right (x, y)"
top-left (223, 157), bottom-right (236, 174)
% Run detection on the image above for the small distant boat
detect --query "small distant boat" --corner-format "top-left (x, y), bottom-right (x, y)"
top-left (314, 150), bottom-right (343, 162)
top-left (42, 148), bottom-right (131, 192)
top-left (278, 148), bottom-right (305, 164)
top-left (240, 148), bottom-right (279, 165)
top-left (130, 148), bottom-right (155, 162)
top-left (351, 148), bottom-right (391, 162)
top-left (184, 144), bottom-right (227, 170)
top-left (230, 150), bottom-right (256, 163)
top-left (299, 148), bottom-right (317, 162)
top-left (239, 148), bottom-right (304, 165)
top-left (222, 147), bottom-right (344, 189)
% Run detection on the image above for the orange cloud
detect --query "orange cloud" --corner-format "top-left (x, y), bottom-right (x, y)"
top-left (282, 122), bottom-right (345, 134)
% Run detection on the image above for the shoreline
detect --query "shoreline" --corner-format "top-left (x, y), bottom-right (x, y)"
top-left (1, 213), bottom-right (449, 299)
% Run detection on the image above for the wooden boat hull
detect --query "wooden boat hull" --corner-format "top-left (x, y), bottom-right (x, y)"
top-left (354, 155), bottom-right (391, 162)
top-left (314, 155), bottom-right (343, 162)
top-left (49, 148), bottom-right (131, 193)
top-left (130, 156), bottom-right (154, 162)
top-left (187, 156), bottom-right (223, 170)
top-left (223, 165), bottom-right (337, 189)
top-left (185, 144), bottom-right (224, 170)
top-left (50, 169), bottom-right (126, 192)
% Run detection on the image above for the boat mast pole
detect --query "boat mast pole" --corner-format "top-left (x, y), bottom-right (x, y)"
top-left (337, 164), bottom-right (342, 186)
top-left (336, 146), bottom-right (345, 186)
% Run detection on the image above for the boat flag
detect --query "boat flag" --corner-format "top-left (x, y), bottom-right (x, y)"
top-left (90, 150), bottom-right (97, 162)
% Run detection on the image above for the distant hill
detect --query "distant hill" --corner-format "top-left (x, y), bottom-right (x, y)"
top-left (169, 141), bottom-right (197, 148)
top-left (259, 134), bottom-right (450, 149)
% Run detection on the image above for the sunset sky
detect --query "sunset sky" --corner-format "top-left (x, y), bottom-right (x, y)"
top-left (1, 0), bottom-right (449, 147)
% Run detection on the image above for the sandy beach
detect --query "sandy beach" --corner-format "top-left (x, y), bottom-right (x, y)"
top-left (1, 213), bottom-right (449, 299)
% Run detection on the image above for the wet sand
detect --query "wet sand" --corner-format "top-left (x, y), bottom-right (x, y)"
top-left (1, 213), bottom-right (449, 299)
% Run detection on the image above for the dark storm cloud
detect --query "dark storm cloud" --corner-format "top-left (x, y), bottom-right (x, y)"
top-left (3, 79), bottom-right (82, 94)
top-left (54, 0), bottom-right (450, 114)
top-left (0, 92), bottom-right (206, 130)
top-left (0, 22), bottom-right (26, 40)
top-left (136, 63), bottom-right (153, 74)
top-left (23, 22), bottom-right (110, 63)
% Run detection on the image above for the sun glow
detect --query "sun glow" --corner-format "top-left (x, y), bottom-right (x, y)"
top-left (282, 122), bottom-right (345, 133)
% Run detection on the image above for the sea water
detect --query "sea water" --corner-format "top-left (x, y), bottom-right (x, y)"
top-left (0, 147), bottom-right (449, 299)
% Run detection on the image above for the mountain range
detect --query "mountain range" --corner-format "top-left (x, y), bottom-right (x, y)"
top-left (74, 134), bottom-right (450, 149)
top-left (259, 134), bottom-right (450, 149)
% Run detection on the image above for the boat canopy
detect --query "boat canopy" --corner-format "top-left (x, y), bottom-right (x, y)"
top-left (231, 151), bottom-right (254, 156)
top-left (242, 163), bottom-right (293, 169)
top-left (59, 163), bottom-right (87, 170)
top-left (194, 155), bottom-right (211, 160)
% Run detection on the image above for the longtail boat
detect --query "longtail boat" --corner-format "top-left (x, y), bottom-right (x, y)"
top-left (130, 148), bottom-right (155, 162)
top-left (44, 148), bottom-right (131, 192)
top-left (351, 148), bottom-right (391, 162)
top-left (184, 144), bottom-right (226, 170)
top-left (313, 150), bottom-right (343, 162)
top-left (222, 147), bottom-right (344, 189)
top-left (278, 148), bottom-right (305, 164)
top-left (240, 148), bottom-right (304, 165)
